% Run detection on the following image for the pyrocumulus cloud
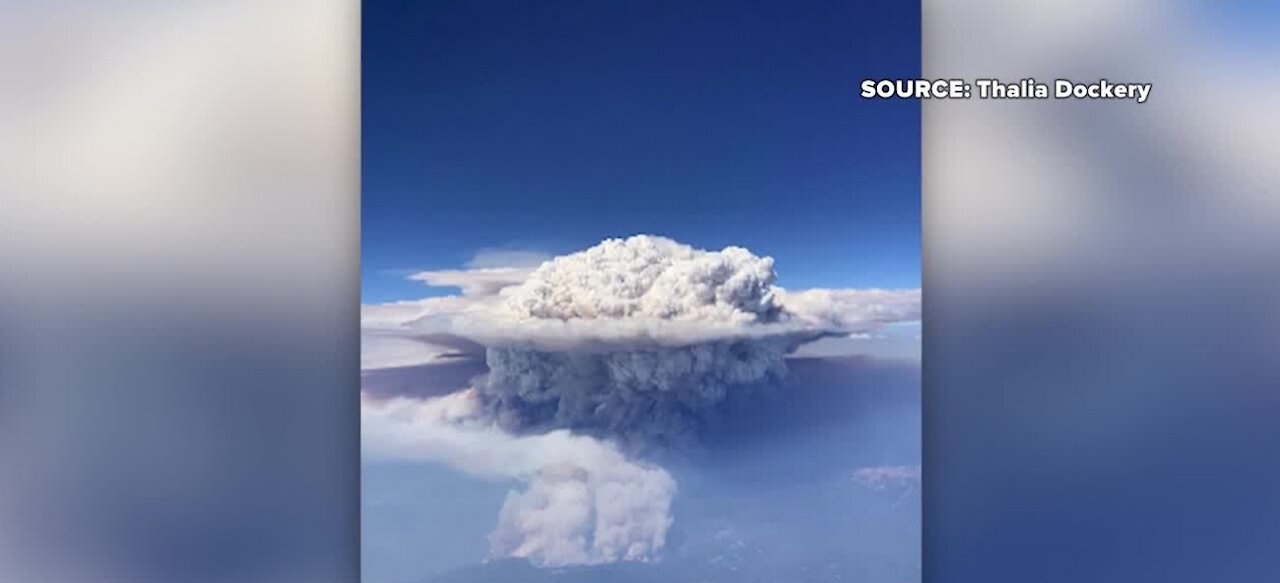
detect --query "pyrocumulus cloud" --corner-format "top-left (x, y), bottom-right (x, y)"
top-left (360, 235), bottom-right (921, 565)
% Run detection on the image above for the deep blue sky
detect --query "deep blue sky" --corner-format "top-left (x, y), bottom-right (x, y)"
top-left (363, 0), bottom-right (920, 303)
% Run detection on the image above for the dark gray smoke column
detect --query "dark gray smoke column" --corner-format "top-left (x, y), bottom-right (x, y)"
top-left (481, 338), bottom-right (801, 446)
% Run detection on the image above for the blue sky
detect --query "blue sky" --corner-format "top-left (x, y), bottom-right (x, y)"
top-left (363, 0), bottom-right (920, 303)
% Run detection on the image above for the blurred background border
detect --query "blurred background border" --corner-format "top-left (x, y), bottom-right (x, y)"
top-left (1, 1), bottom-right (1276, 582)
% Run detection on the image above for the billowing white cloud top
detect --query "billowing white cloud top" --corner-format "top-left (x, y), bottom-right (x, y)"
top-left (504, 235), bottom-right (782, 323)
top-left (366, 235), bottom-right (920, 351)
top-left (362, 391), bottom-right (675, 567)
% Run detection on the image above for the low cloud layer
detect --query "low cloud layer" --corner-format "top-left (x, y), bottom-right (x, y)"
top-left (362, 391), bottom-right (675, 567)
top-left (777, 288), bottom-right (922, 333)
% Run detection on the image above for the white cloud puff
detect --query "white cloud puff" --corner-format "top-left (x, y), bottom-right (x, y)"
top-left (852, 465), bottom-right (922, 491)
top-left (503, 235), bottom-right (783, 324)
top-left (362, 391), bottom-right (675, 567)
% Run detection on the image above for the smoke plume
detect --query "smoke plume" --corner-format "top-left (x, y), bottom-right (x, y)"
top-left (362, 391), bottom-right (675, 567)
top-left (419, 236), bottom-right (907, 444)
top-left (360, 235), bottom-right (921, 565)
